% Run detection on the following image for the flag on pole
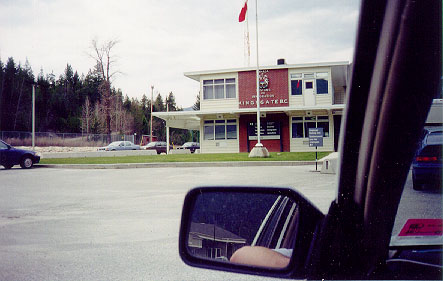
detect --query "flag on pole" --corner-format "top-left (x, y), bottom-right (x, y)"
top-left (238, 0), bottom-right (248, 22)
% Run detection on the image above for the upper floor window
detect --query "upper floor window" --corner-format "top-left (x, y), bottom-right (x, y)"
top-left (316, 72), bottom-right (329, 94)
top-left (290, 72), bottom-right (329, 95)
top-left (203, 78), bottom-right (236, 100)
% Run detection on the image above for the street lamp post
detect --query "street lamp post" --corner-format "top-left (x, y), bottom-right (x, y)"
top-left (32, 84), bottom-right (35, 151)
top-left (150, 85), bottom-right (154, 143)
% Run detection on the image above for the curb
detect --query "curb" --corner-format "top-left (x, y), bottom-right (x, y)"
top-left (37, 161), bottom-right (323, 169)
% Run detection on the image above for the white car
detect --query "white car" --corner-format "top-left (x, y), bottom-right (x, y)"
top-left (97, 141), bottom-right (140, 151)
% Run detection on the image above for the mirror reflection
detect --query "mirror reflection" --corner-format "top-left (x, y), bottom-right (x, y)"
top-left (187, 192), bottom-right (298, 269)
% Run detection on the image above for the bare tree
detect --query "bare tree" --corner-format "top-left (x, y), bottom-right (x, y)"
top-left (89, 39), bottom-right (120, 135)
top-left (81, 96), bottom-right (93, 134)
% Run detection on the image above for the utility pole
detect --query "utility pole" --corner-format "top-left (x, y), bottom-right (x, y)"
top-left (150, 85), bottom-right (154, 143)
top-left (166, 103), bottom-right (170, 154)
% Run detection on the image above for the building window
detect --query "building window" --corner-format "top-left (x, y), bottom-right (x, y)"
top-left (304, 117), bottom-right (316, 137)
top-left (226, 119), bottom-right (237, 139)
top-left (215, 120), bottom-right (225, 139)
top-left (214, 79), bottom-right (224, 99)
top-left (204, 120), bottom-right (215, 140)
top-left (203, 119), bottom-right (237, 140)
top-left (316, 116), bottom-right (330, 137)
top-left (290, 72), bottom-right (329, 95)
top-left (226, 78), bottom-right (236, 98)
top-left (316, 72), bottom-right (329, 94)
top-left (203, 80), bottom-right (214, 99)
top-left (316, 79), bottom-right (328, 94)
top-left (291, 117), bottom-right (304, 138)
top-left (207, 248), bottom-right (222, 258)
top-left (203, 78), bottom-right (236, 100)
top-left (291, 116), bottom-right (330, 138)
top-left (291, 80), bottom-right (302, 95)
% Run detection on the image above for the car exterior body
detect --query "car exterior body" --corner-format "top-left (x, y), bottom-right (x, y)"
top-left (412, 128), bottom-right (443, 190)
top-left (177, 142), bottom-right (200, 153)
top-left (0, 140), bottom-right (40, 169)
top-left (97, 141), bottom-right (140, 151)
top-left (141, 141), bottom-right (171, 154)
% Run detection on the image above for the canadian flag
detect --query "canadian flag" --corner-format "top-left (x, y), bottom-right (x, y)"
top-left (238, 0), bottom-right (248, 22)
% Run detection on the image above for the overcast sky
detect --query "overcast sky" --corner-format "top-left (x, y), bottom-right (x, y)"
top-left (0, 0), bottom-right (360, 108)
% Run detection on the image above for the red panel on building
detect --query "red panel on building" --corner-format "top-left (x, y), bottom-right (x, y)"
top-left (239, 114), bottom-right (290, 153)
top-left (238, 69), bottom-right (289, 108)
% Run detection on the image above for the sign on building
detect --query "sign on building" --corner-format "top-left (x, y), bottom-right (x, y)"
top-left (238, 69), bottom-right (289, 108)
top-left (247, 121), bottom-right (281, 140)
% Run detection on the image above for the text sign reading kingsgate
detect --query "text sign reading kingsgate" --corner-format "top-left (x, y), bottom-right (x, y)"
top-left (309, 128), bottom-right (324, 147)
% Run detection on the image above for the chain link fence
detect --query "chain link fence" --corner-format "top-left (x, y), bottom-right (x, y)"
top-left (0, 131), bottom-right (135, 147)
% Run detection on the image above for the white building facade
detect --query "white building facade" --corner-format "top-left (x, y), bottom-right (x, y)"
top-left (154, 61), bottom-right (350, 153)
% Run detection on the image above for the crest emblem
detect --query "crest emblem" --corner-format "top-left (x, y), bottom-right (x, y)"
top-left (259, 72), bottom-right (269, 89)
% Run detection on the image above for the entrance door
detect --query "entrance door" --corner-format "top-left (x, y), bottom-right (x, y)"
top-left (304, 80), bottom-right (315, 106)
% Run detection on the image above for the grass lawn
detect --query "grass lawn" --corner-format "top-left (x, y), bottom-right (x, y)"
top-left (40, 151), bottom-right (332, 165)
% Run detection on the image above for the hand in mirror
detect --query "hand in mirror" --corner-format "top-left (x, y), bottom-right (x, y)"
top-left (230, 246), bottom-right (291, 268)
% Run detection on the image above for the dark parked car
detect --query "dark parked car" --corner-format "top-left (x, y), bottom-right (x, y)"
top-left (0, 140), bottom-right (40, 169)
top-left (412, 128), bottom-right (443, 190)
top-left (179, 0), bottom-right (442, 279)
top-left (141, 141), bottom-right (171, 154)
top-left (177, 142), bottom-right (200, 153)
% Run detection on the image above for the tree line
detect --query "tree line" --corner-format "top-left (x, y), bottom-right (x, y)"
top-left (0, 55), bottom-right (199, 145)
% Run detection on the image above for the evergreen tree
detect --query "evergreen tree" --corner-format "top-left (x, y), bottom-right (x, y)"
top-left (0, 55), bottom-right (192, 146)
top-left (152, 93), bottom-right (165, 140)
top-left (165, 91), bottom-right (177, 111)
top-left (193, 92), bottom-right (200, 110)
top-left (154, 93), bottom-right (165, 112)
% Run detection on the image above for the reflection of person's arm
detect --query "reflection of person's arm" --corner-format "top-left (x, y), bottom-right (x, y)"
top-left (230, 246), bottom-right (290, 268)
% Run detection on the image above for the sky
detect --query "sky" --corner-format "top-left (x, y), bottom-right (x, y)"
top-left (0, 0), bottom-right (360, 108)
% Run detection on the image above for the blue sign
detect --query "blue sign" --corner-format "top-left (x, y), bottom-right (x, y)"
top-left (309, 128), bottom-right (324, 147)
top-left (309, 137), bottom-right (323, 147)
top-left (308, 128), bottom-right (323, 138)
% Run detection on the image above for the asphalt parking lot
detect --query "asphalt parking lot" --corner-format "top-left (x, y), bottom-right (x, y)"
top-left (0, 166), bottom-right (440, 280)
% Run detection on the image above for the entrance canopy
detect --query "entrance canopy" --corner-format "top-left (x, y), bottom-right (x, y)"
top-left (152, 104), bottom-right (345, 130)
top-left (153, 111), bottom-right (201, 130)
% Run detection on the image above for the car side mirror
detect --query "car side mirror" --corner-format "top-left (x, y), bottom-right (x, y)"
top-left (179, 186), bottom-right (324, 279)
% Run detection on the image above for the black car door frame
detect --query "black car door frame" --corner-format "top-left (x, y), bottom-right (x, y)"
top-left (308, 0), bottom-right (441, 279)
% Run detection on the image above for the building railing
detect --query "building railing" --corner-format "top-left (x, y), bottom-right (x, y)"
top-left (0, 131), bottom-right (135, 147)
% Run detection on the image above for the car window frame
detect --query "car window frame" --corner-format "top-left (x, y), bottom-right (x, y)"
top-left (309, 0), bottom-right (441, 278)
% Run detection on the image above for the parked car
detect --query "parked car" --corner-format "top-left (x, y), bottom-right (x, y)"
top-left (412, 128), bottom-right (443, 190)
top-left (177, 142), bottom-right (200, 153)
top-left (0, 140), bottom-right (40, 169)
top-left (97, 141), bottom-right (140, 151)
top-left (178, 0), bottom-right (442, 279)
top-left (141, 141), bottom-right (171, 154)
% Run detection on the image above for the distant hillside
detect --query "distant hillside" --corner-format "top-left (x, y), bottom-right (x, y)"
top-left (182, 106), bottom-right (195, 111)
